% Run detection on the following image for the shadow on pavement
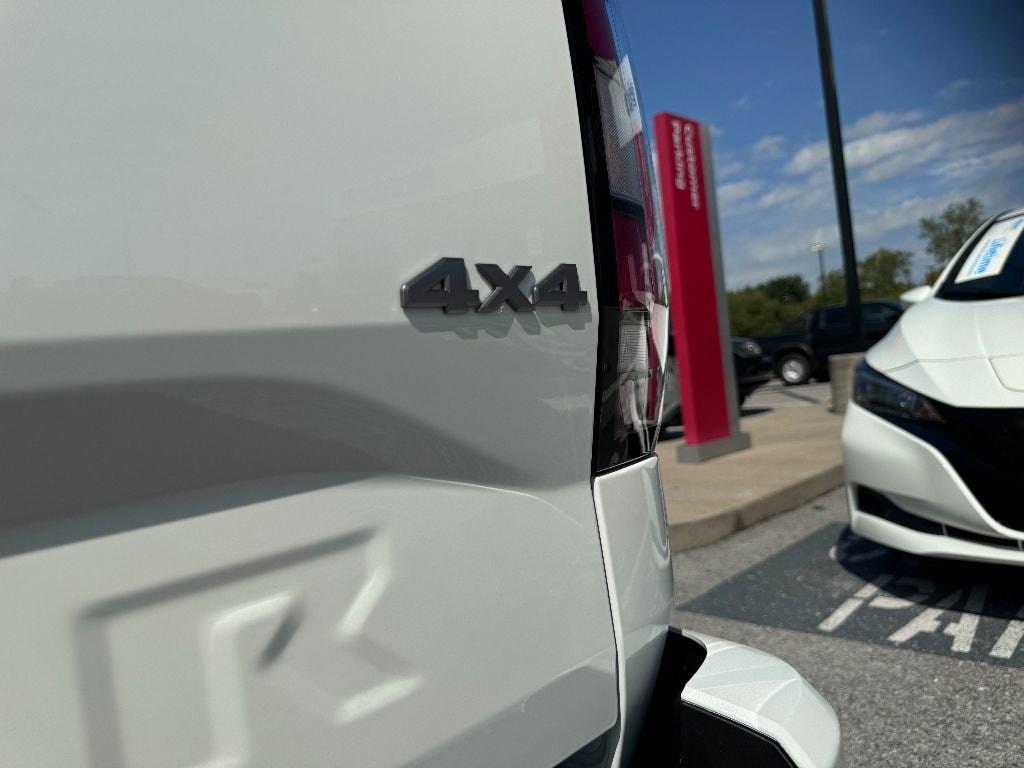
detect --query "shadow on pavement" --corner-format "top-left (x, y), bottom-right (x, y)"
top-left (682, 522), bottom-right (1024, 665)
top-left (832, 526), bottom-right (1023, 622)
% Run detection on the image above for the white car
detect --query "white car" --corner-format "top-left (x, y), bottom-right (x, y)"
top-left (2, 2), bottom-right (839, 766)
top-left (843, 207), bottom-right (1024, 564)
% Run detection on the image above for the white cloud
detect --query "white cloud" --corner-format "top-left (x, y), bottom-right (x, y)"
top-left (859, 140), bottom-right (944, 183)
top-left (845, 109), bottom-right (926, 139)
top-left (724, 198), bottom-right (928, 287)
top-left (716, 160), bottom-right (744, 179)
top-left (751, 135), bottom-right (786, 160)
top-left (931, 142), bottom-right (1024, 180)
top-left (787, 142), bottom-right (829, 174)
top-left (852, 194), bottom-right (954, 242)
top-left (722, 218), bottom-right (840, 287)
top-left (732, 95), bottom-right (753, 111)
top-left (785, 96), bottom-right (1024, 185)
top-left (939, 78), bottom-right (975, 99)
top-left (714, 95), bottom-right (1024, 287)
top-left (717, 179), bottom-right (763, 205)
top-left (723, 176), bottom-right (1020, 288)
top-left (756, 184), bottom-right (803, 209)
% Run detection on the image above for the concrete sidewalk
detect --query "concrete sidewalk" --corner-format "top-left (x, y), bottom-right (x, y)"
top-left (656, 404), bottom-right (844, 552)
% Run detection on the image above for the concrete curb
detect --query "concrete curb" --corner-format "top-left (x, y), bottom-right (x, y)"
top-left (668, 464), bottom-right (845, 553)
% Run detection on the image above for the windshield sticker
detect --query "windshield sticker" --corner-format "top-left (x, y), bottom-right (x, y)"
top-left (955, 214), bottom-right (1024, 283)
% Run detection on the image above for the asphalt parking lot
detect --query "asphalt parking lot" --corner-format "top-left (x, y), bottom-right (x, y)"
top-left (661, 378), bottom-right (830, 442)
top-left (673, 487), bottom-right (1024, 768)
top-left (744, 378), bottom-right (831, 411)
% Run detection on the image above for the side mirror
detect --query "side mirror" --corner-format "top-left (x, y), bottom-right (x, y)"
top-left (900, 284), bottom-right (932, 308)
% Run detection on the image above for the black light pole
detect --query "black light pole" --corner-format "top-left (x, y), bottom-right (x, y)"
top-left (812, 0), bottom-right (864, 349)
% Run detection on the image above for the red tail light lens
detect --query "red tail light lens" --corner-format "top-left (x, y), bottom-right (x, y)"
top-left (565, 0), bottom-right (669, 473)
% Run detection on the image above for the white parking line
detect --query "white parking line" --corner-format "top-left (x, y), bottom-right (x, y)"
top-left (990, 604), bottom-right (1024, 659)
top-left (817, 574), bottom-right (893, 632)
top-left (887, 585), bottom-right (987, 653)
top-left (945, 586), bottom-right (988, 653)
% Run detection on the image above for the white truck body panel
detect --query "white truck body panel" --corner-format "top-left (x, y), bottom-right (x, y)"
top-left (592, 456), bottom-right (673, 765)
top-left (1, 2), bottom-right (626, 765)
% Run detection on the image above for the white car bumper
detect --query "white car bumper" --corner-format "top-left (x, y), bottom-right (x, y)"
top-left (842, 401), bottom-right (1024, 565)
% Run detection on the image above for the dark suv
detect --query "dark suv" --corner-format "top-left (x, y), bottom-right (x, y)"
top-left (756, 301), bottom-right (902, 385)
top-left (662, 336), bottom-right (773, 426)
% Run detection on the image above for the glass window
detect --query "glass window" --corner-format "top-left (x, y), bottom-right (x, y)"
top-left (939, 212), bottom-right (1024, 301)
top-left (821, 307), bottom-right (850, 329)
top-left (863, 303), bottom-right (899, 326)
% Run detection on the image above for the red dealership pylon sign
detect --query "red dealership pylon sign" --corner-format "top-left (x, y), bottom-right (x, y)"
top-left (653, 112), bottom-right (750, 461)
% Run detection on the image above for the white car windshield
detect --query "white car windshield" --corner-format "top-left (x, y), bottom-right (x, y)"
top-left (939, 211), bottom-right (1024, 300)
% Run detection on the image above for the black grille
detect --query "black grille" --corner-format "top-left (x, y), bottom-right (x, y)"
top-left (858, 486), bottom-right (943, 535)
top-left (896, 405), bottom-right (1024, 532)
top-left (858, 486), bottom-right (1023, 550)
top-left (946, 522), bottom-right (1023, 550)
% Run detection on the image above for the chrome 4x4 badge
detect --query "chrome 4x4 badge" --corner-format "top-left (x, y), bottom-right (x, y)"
top-left (401, 259), bottom-right (587, 314)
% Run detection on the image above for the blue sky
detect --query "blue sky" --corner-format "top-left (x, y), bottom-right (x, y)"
top-left (618, 0), bottom-right (1024, 288)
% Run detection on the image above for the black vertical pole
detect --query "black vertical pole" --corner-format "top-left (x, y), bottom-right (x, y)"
top-left (812, 0), bottom-right (864, 349)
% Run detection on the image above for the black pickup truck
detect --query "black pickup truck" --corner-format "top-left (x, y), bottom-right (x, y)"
top-left (755, 300), bottom-right (903, 385)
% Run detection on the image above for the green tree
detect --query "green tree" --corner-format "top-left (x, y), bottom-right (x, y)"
top-left (919, 198), bottom-right (985, 274)
top-left (727, 285), bottom-right (809, 337)
top-left (816, 269), bottom-right (847, 305)
top-left (757, 274), bottom-right (810, 305)
top-left (728, 288), bottom-right (785, 337)
top-left (859, 247), bottom-right (913, 299)
top-left (729, 245), bottom-right (914, 336)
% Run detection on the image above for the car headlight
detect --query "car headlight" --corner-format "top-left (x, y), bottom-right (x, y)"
top-left (733, 338), bottom-right (762, 357)
top-left (852, 361), bottom-right (943, 423)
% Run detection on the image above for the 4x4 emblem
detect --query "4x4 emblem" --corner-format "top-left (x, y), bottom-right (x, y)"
top-left (401, 258), bottom-right (587, 314)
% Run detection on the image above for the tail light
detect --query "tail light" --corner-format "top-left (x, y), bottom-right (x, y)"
top-left (564, 0), bottom-right (669, 473)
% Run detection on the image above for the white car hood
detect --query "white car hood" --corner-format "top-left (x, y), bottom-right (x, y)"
top-left (866, 295), bottom-right (1024, 407)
